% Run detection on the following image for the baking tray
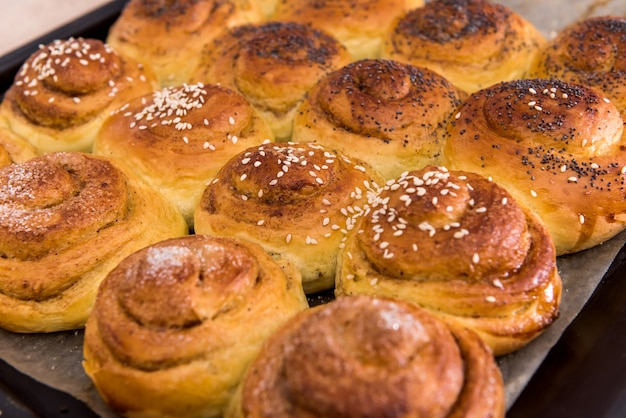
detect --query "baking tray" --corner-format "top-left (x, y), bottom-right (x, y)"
top-left (1, 1), bottom-right (626, 417)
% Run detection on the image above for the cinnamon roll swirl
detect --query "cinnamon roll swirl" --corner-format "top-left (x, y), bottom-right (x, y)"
top-left (93, 82), bottom-right (274, 227)
top-left (83, 235), bottom-right (308, 418)
top-left (190, 21), bottom-right (353, 141)
top-left (194, 142), bottom-right (384, 293)
top-left (336, 166), bottom-right (562, 355)
top-left (0, 37), bottom-right (157, 154)
top-left (107, 0), bottom-right (263, 87)
top-left (529, 16), bottom-right (626, 123)
top-left (292, 58), bottom-right (466, 180)
top-left (271, 0), bottom-right (424, 59)
top-left (381, 0), bottom-right (546, 93)
top-left (0, 152), bottom-right (188, 333)
top-left (226, 295), bottom-right (505, 418)
top-left (443, 78), bottom-right (626, 255)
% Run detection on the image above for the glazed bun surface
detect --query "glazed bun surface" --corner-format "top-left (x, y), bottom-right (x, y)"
top-left (226, 295), bottom-right (505, 418)
top-left (382, 0), bottom-right (545, 93)
top-left (83, 234), bottom-right (308, 418)
top-left (107, 0), bottom-right (263, 86)
top-left (0, 37), bottom-right (156, 154)
top-left (271, 0), bottom-right (424, 59)
top-left (190, 21), bottom-right (353, 141)
top-left (0, 152), bottom-right (188, 333)
top-left (443, 78), bottom-right (626, 255)
top-left (93, 82), bottom-right (274, 227)
top-left (336, 166), bottom-right (562, 355)
top-left (292, 58), bottom-right (466, 180)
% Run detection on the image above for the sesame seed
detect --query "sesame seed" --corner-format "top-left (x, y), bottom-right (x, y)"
top-left (370, 278), bottom-right (378, 285)
top-left (501, 197), bottom-right (508, 205)
top-left (530, 190), bottom-right (538, 197)
top-left (285, 234), bottom-right (292, 243)
top-left (603, 97), bottom-right (611, 103)
top-left (560, 165), bottom-right (567, 172)
top-left (257, 220), bottom-right (265, 226)
top-left (493, 279), bottom-right (504, 289)
top-left (346, 274), bottom-right (355, 280)
top-left (412, 244), bottom-right (418, 251)
top-left (534, 105), bottom-right (543, 111)
top-left (475, 207), bottom-right (487, 213)
top-left (486, 296), bottom-right (496, 303)
top-left (455, 112), bottom-right (461, 119)
top-left (472, 253), bottom-right (480, 264)
top-left (380, 242), bottom-right (389, 249)
top-left (568, 176), bottom-right (578, 183)
top-left (229, 116), bottom-right (235, 124)
top-left (579, 214), bottom-right (585, 224)
top-left (529, 88), bottom-right (537, 95)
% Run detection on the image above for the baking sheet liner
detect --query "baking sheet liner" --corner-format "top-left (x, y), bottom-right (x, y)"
top-left (1, 0), bottom-right (626, 416)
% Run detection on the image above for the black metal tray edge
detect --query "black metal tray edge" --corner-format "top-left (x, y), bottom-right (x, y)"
top-left (0, 1), bottom-right (625, 417)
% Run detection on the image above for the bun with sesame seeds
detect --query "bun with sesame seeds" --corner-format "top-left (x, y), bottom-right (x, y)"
top-left (529, 16), bottom-right (626, 124)
top-left (189, 21), bottom-right (353, 141)
top-left (107, 0), bottom-right (263, 87)
top-left (335, 166), bottom-right (562, 356)
top-left (83, 234), bottom-right (308, 418)
top-left (194, 141), bottom-right (384, 294)
top-left (0, 37), bottom-right (158, 154)
top-left (225, 295), bottom-right (505, 418)
top-left (0, 152), bottom-right (188, 333)
top-left (443, 78), bottom-right (626, 255)
top-left (292, 58), bottom-right (467, 181)
top-left (381, 0), bottom-right (546, 94)
top-left (270, 0), bottom-right (424, 60)
top-left (93, 82), bottom-right (275, 228)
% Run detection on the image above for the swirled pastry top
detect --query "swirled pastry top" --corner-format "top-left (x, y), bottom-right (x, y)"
top-left (382, 0), bottom-right (545, 93)
top-left (443, 78), bottom-right (626, 255)
top-left (0, 152), bottom-right (188, 332)
top-left (190, 21), bottom-right (353, 140)
top-left (93, 82), bottom-right (274, 226)
top-left (107, 0), bottom-right (263, 86)
top-left (83, 234), bottom-right (308, 417)
top-left (335, 166), bottom-right (562, 355)
top-left (228, 295), bottom-right (505, 418)
top-left (271, 0), bottom-right (424, 59)
top-left (529, 16), bottom-right (626, 120)
top-left (0, 37), bottom-right (157, 153)
top-left (292, 58), bottom-right (466, 179)
top-left (194, 141), bottom-right (384, 293)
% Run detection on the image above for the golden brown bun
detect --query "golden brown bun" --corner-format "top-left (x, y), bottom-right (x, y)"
top-left (336, 166), bottom-right (562, 356)
top-left (0, 118), bottom-right (38, 168)
top-left (194, 142), bottom-right (384, 294)
top-left (0, 38), bottom-right (157, 154)
top-left (381, 0), bottom-right (546, 93)
top-left (0, 152), bottom-right (188, 333)
top-left (529, 16), bottom-right (626, 122)
top-left (107, 0), bottom-right (263, 87)
top-left (443, 78), bottom-right (626, 255)
top-left (271, 0), bottom-right (424, 60)
top-left (190, 21), bottom-right (353, 141)
top-left (292, 58), bottom-right (467, 180)
top-left (226, 295), bottom-right (505, 418)
top-left (83, 235), bottom-right (308, 418)
top-left (93, 82), bottom-right (274, 227)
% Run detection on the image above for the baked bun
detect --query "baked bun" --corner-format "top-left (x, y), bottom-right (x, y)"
top-left (190, 21), bottom-right (353, 141)
top-left (443, 78), bottom-right (626, 255)
top-left (336, 166), bottom-right (562, 355)
top-left (0, 37), bottom-right (157, 154)
top-left (93, 82), bottom-right (274, 227)
top-left (107, 0), bottom-right (263, 87)
top-left (194, 142), bottom-right (384, 294)
top-left (0, 119), bottom-right (38, 168)
top-left (529, 16), bottom-right (626, 122)
top-left (381, 0), bottom-right (546, 93)
top-left (271, 0), bottom-right (424, 60)
top-left (226, 295), bottom-right (505, 418)
top-left (83, 235), bottom-right (308, 418)
top-left (292, 58), bottom-right (466, 180)
top-left (0, 152), bottom-right (188, 333)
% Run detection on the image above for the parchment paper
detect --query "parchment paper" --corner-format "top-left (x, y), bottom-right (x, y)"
top-left (1, 0), bottom-right (626, 416)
